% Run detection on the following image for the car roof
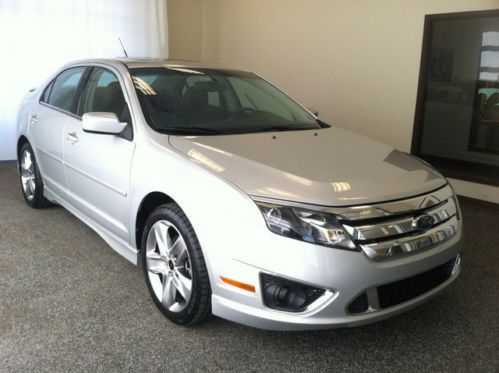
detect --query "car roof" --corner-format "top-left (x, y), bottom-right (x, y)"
top-left (66, 57), bottom-right (246, 71)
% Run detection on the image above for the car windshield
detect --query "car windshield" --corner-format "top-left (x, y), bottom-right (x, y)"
top-left (130, 67), bottom-right (321, 135)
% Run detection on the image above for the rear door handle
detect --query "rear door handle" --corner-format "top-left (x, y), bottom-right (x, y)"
top-left (29, 114), bottom-right (38, 124)
top-left (66, 131), bottom-right (79, 144)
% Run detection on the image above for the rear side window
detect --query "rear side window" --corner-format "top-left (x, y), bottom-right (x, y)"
top-left (47, 67), bottom-right (85, 113)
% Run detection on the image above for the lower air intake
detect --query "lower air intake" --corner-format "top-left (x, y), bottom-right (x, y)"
top-left (377, 256), bottom-right (458, 309)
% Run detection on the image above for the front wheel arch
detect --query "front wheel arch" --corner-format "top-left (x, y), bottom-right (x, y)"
top-left (135, 192), bottom-right (175, 251)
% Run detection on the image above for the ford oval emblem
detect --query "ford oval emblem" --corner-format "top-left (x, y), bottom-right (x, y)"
top-left (413, 214), bottom-right (435, 230)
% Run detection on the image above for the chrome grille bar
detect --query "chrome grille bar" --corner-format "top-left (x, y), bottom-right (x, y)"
top-left (360, 216), bottom-right (458, 261)
top-left (337, 185), bottom-right (460, 261)
top-left (326, 184), bottom-right (453, 221)
top-left (342, 198), bottom-right (457, 241)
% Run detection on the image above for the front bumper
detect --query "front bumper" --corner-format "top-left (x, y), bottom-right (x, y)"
top-left (210, 228), bottom-right (463, 331)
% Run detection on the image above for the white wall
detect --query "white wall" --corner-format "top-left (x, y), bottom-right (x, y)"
top-left (0, 0), bottom-right (169, 161)
top-left (168, 0), bottom-right (499, 202)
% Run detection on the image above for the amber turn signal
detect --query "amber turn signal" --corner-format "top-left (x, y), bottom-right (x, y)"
top-left (220, 276), bottom-right (256, 293)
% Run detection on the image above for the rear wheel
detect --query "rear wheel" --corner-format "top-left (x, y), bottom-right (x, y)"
top-left (19, 142), bottom-right (51, 208)
top-left (141, 203), bottom-right (211, 325)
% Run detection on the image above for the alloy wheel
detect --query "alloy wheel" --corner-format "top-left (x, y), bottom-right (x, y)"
top-left (145, 220), bottom-right (193, 312)
top-left (20, 149), bottom-right (36, 201)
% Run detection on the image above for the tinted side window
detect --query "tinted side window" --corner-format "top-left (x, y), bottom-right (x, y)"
top-left (79, 67), bottom-right (130, 123)
top-left (40, 80), bottom-right (54, 103)
top-left (47, 67), bottom-right (85, 112)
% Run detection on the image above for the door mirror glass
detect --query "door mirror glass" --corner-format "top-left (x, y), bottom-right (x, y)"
top-left (82, 112), bottom-right (126, 135)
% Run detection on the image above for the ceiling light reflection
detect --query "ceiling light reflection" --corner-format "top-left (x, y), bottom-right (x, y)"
top-left (165, 66), bottom-right (204, 75)
top-left (331, 182), bottom-right (351, 192)
top-left (132, 76), bottom-right (157, 95)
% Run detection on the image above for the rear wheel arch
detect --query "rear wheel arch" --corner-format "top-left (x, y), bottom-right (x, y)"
top-left (17, 135), bottom-right (29, 161)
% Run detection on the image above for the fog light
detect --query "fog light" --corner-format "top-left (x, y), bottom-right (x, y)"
top-left (260, 273), bottom-right (325, 312)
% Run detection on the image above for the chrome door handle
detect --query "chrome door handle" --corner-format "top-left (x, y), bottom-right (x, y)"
top-left (66, 131), bottom-right (79, 144)
top-left (29, 114), bottom-right (38, 124)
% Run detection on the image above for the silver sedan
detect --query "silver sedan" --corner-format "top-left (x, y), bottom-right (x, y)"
top-left (16, 59), bottom-right (463, 330)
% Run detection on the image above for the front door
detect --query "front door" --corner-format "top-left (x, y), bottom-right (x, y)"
top-left (63, 66), bottom-right (135, 242)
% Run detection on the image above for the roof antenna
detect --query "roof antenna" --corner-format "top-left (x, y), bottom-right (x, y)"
top-left (118, 37), bottom-right (128, 58)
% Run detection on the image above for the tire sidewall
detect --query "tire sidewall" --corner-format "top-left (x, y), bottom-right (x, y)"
top-left (19, 143), bottom-right (45, 208)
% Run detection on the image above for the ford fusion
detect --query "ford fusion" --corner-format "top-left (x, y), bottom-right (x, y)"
top-left (16, 59), bottom-right (463, 330)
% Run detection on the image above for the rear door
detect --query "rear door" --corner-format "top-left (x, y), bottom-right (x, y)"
top-left (31, 67), bottom-right (87, 196)
top-left (63, 66), bottom-right (135, 242)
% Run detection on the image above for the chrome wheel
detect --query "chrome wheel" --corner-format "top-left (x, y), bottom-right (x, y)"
top-left (145, 220), bottom-right (193, 313)
top-left (20, 149), bottom-right (36, 201)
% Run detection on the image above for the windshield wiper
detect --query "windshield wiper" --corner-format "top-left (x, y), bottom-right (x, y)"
top-left (242, 125), bottom-right (315, 134)
top-left (163, 126), bottom-right (224, 135)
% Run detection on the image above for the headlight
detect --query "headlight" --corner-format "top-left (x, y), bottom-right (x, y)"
top-left (255, 201), bottom-right (356, 250)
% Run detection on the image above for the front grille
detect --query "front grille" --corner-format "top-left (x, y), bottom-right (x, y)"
top-left (377, 257), bottom-right (457, 309)
top-left (340, 185), bottom-right (460, 261)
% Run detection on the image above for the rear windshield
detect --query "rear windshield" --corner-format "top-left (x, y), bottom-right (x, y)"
top-left (130, 67), bottom-right (320, 135)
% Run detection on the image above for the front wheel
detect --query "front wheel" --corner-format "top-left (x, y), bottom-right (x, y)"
top-left (141, 203), bottom-right (211, 325)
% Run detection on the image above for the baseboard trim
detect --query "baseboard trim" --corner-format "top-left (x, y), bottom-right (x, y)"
top-left (457, 195), bottom-right (499, 211)
top-left (0, 160), bottom-right (16, 165)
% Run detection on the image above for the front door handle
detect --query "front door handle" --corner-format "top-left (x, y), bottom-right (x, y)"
top-left (29, 114), bottom-right (38, 125)
top-left (66, 131), bottom-right (79, 144)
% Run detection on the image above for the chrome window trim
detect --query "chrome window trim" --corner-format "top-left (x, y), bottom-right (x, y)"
top-left (39, 101), bottom-right (82, 121)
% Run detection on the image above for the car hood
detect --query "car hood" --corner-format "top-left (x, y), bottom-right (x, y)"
top-left (169, 127), bottom-right (446, 206)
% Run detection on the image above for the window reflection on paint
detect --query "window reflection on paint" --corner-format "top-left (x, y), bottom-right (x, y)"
top-left (254, 187), bottom-right (297, 198)
top-left (283, 172), bottom-right (312, 186)
top-left (187, 149), bottom-right (225, 173)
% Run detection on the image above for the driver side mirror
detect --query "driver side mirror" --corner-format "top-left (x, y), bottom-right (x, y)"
top-left (82, 112), bottom-right (126, 135)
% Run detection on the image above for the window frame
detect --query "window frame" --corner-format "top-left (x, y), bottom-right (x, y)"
top-left (76, 65), bottom-right (134, 141)
top-left (39, 66), bottom-right (90, 119)
top-left (77, 66), bottom-right (129, 117)
top-left (411, 9), bottom-right (499, 187)
top-left (38, 63), bottom-right (134, 141)
top-left (40, 80), bottom-right (55, 104)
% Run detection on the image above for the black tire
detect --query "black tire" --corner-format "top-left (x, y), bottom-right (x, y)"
top-left (141, 203), bottom-right (211, 325)
top-left (19, 142), bottom-right (51, 209)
